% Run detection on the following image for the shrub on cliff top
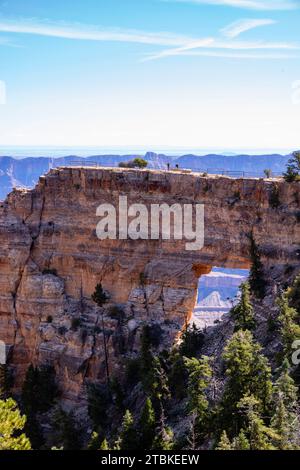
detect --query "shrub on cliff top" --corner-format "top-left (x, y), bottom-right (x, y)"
top-left (118, 158), bottom-right (148, 169)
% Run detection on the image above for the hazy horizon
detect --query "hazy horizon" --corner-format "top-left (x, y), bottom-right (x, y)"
top-left (0, 144), bottom-right (296, 159)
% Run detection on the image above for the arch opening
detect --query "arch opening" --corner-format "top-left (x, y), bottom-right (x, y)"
top-left (191, 267), bottom-right (250, 329)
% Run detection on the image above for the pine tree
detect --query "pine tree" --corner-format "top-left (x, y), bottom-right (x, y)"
top-left (0, 398), bottom-right (31, 450)
top-left (22, 364), bottom-right (58, 414)
top-left (271, 359), bottom-right (300, 449)
top-left (152, 403), bottom-right (174, 450)
top-left (277, 295), bottom-right (300, 358)
top-left (52, 408), bottom-right (81, 450)
top-left (271, 397), bottom-right (300, 450)
top-left (248, 234), bottom-right (266, 299)
top-left (232, 429), bottom-right (250, 450)
top-left (140, 325), bottom-right (154, 380)
top-left (286, 274), bottom-right (300, 313)
top-left (88, 431), bottom-right (101, 450)
top-left (22, 364), bottom-right (39, 414)
top-left (152, 427), bottom-right (174, 450)
top-left (283, 151), bottom-right (300, 182)
top-left (147, 356), bottom-right (170, 408)
top-left (184, 356), bottom-right (212, 429)
top-left (139, 397), bottom-right (156, 449)
top-left (179, 323), bottom-right (204, 358)
top-left (231, 282), bottom-right (256, 331)
top-left (92, 283), bottom-right (109, 306)
top-left (117, 410), bottom-right (138, 450)
top-left (186, 412), bottom-right (199, 450)
top-left (100, 438), bottom-right (110, 450)
top-left (237, 395), bottom-right (278, 450)
top-left (0, 365), bottom-right (12, 399)
top-left (274, 358), bottom-right (298, 405)
top-left (216, 431), bottom-right (232, 450)
top-left (92, 284), bottom-right (110, 384)
top-left (220, 330), bottom-right (273, 433)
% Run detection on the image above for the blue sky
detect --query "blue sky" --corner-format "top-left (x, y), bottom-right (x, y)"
top-left (0, 0), bottom-right (299, 150)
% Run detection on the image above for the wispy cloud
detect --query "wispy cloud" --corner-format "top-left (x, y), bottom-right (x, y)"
top-left (0, 17), bottom-right (197, 47)
top-left (143, 38), bottom-right (300, 61)
top-left (0, 16), bottom-right (298, 63)
top-left (221, 18), bottom-right (276, 37)
top-left (164, 0), bottom-right (298, 10)
top-left (152, 49), bottom-right (299, 59)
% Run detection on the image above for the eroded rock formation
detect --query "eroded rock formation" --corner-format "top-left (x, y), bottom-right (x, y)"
top-left (0, 167), bottom-right (299, 405)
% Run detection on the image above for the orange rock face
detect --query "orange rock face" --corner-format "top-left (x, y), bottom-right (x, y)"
top-left (0, 167), bottom-right (299, 404)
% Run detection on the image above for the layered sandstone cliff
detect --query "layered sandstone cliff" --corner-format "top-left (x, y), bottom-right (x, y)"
top-left (0, 167), bottom-right (299, 405)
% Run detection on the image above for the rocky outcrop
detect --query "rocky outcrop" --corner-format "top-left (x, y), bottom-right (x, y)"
top-left (0, 167), bottom-right (299, 405)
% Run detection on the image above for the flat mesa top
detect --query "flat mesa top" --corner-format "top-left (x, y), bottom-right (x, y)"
top-left (52, 165), bottom-right (283, 181)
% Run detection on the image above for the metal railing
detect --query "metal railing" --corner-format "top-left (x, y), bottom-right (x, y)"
top-left (193, 168), bottom-right (283, 178)
top-left (49, 160), bottom-right (284, 178)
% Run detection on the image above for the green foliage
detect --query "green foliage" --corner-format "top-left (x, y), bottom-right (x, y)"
top-left (179, 323), bottom-right (205, 358)
top-left (116, 410), bottom-right (138, 450)
top-left (92, 283), bottom-right (109, 307)
top-left (25, 412), bottom-right (44, 450)
top-left (22, 364), bottom-right (58, 414)
top-left (88, 431), bottom-right (101, 450)
top-left (152, 426), bottom-right (174, 450)
top-left (220, 330), bottom-right (273, 434)
top-left (271, 398), bottom-right (300, 450)
top-left (146, 356), bottom-right (171, 407)
top-left (139, 397), bottom-right (156, 449)
top-left (248, 234), bottom-right (266, 299)
top-left (184, 356), bottom-right (212, 422)
top-left (119, 158), bottom-right (148, 169)
top-left (139, 325), bottom-right (170, 403)
top-left (21, 364), bottom-right (57, 449)
top-left (269, 183), bottom-right (280, 208)
top-left (274, 358), bottom-right (298, 406)
top-left (168, 353), bottom-right (187, 399)
top-left (87, 384), bottom-right (110, 428)
top-left (124, 357), bottom-right (141, 386)
top-left (152, 404), bottom-right (174, 450)
top-left (133, 158), bottom-right (148, 168)
top-left (0, 398), bottom-right (31, 450)
top-left (283, 151), bottom-right (300, 182)
top-left (183, 356), bottom-right (212, 445)
top-left (286, 274), bottom-right (300, 313)
top-left (52, 408), bottom-right (81, 450)
top-left (277, 294), bottom-right (300, 358)
top-left (100, 438), bottom-right (110, 450)
top-left (237, 395), bottom-right (278, 450)
top-left (232, 429), bottom-right (250, 450)
top-left (0, 365), bottom-right (13, 399)
top-left (270, 359), bottom-right (300, 449)
top-left (216, 430), bottom-right (232, 450)
top-left (231, 282), bottom-right (256, 331)
top-left (110, 376), bottom-right (125, 411)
